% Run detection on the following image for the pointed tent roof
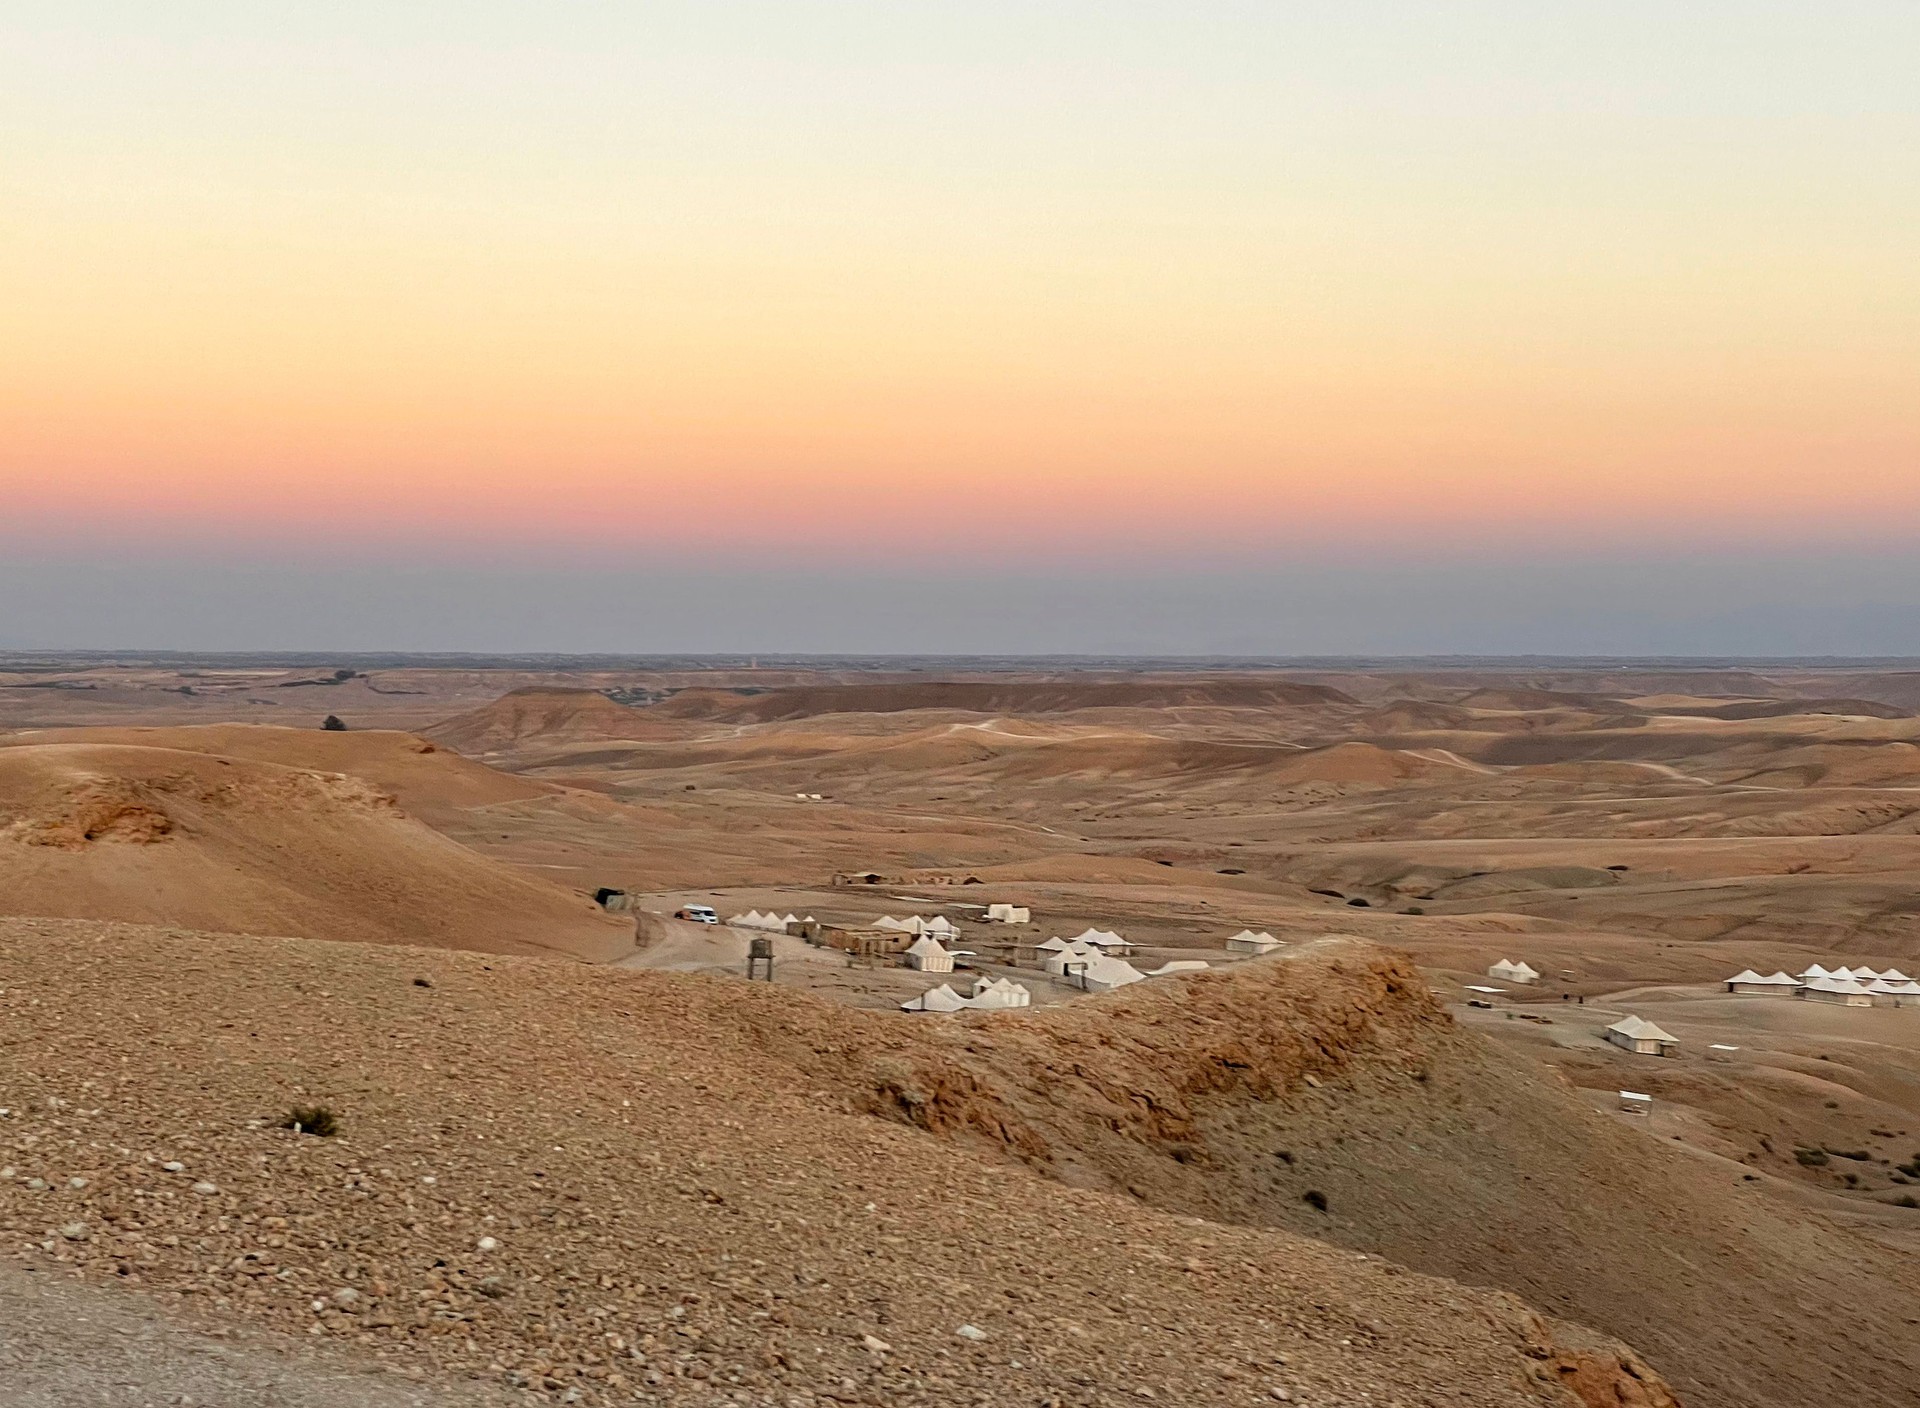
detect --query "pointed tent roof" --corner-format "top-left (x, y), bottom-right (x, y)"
top-left (1074, 954), bottom-right (1146, 988)
top-left (1798, 964), bottom-right (1831, 979)
top-left (1606, 1015), bottom-right (1678, 1044)
top-left (1880, 967), bottom-right (1912, 983)
top-left (1804, 975), bottom-right (1872, 995)
top-left (1765, 971), bottom-right (1800, 983)
top-left (1871, 979), bottom-right (1920, 996)
top-left (1729, 970), bottom-right (1798, 985)
top-left (901, 984), bottom-right (967, 1012)
top-left (1841, 966), bottom-right (1882, 981)
top-left (1071, 928), bottom-right (1128, 948)
top-left (904, 934), bottom-right (951, 960)
top-left (1726, 970), bottom-right (1765, 984)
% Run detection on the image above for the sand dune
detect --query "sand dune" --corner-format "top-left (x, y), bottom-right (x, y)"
top-left (0, 742), bottom-right (631, 959)
top-left (427, 687), bottom-right (688, 752)
top-left (860, 938), bottom-right (1919, 1408)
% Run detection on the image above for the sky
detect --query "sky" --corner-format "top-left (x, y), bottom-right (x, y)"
top-left (3, 2), bottom-right (1917, 654)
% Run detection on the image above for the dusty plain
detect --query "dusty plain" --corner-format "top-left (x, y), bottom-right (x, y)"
top-left (4, 653), bottom-right (1920, 1406)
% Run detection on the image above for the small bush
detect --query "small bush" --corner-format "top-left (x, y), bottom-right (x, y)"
top-left (1302, 1190), bottom-right (1328, 1212)
top-left (279, 1105), bottom-right (340, 1137)
top-left (1825, 1147), bottom-right (1871, 1161)
top-left (321, 715), bottom-right (347, 731)
top-left (1404, 906), bottom-right (1425, 915)
top-left (1794, 1147), bottom-right (1829, 1167)
top-left (1895, 1195), bottom-right (1919, 1209)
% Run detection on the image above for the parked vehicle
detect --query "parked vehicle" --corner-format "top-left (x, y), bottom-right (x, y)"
top-left (675, 904), bottom-right (718, 924)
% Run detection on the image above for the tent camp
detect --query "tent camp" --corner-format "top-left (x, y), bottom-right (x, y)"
top-left (1068, 954), bottom-right (1147, 993)
top-left (1488, 959), bottom-right (1540, 984)
top-left (1801, 975), bottom-right (1874, 1007)
top-left (1604, 1016), bottom-right (1679, 1055)
top-left (1226, 930), bottom-right (1283, 955)
top-left (1725, 970), bottom-right (1801, 995)
top-left (904, 936), bottom-right (955, 973)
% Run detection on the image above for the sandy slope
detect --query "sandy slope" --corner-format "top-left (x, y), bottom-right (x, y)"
top-left (0, 917), bottom-right (1667, 1408)
top-left (846, 938), bottom-right (1920, 1408)
top-left (0, 743), bottom-right (630, 959)
top-left (427, 688), bottom-right (689, 752)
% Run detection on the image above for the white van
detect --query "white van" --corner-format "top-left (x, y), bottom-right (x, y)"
top-left (675, 904), bottom-right (718, 924)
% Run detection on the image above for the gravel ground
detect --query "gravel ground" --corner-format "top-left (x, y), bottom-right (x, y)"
top-left (0, 1255), bottom-right (512, 1406)
top-left (0, 917), bottom-right (1657, 1407)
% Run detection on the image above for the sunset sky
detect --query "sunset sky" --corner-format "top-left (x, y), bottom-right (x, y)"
top-left (4, 3), bottom-right (1917, 652)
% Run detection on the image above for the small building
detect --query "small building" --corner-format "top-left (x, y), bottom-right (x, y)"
top-left (985, 903), bottom-right (1031, 925)
top-left (1604, 1016), bottom-right (1679, 1056)
top-left (1488, 959), bottom-right (1540, 984)
top-left (904, 935), bottom-right (955, 973)
top-left (1801, 975), bottom-right (1874, 1007)
top-left (1619, 1091), bottom-right (1653, 1115)
top-left (1706, 1044), bottom-right (1740, 1063)
top-left (786, 917), bottom-right (825, 942)
top-left (1725, 970), bottom-right (1801, 996)
top-left (1226, 929), bottom-right (1283, 955)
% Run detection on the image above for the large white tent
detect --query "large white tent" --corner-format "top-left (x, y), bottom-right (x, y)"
top-left (1725, 970), bottom-right (1801, 995)
top-left (1069, 928), bottom-right (1132, 954)
top-left (1488, 959), bottom-right (1540, 984)
top-left (904, 936), bottom-right (956, 973)
top-left (1042, 941), bottom-right (1099, 976)
top-left (966, 976), bottom-right (1033, 1009)
top-left (985, 904), bottom-right (1031, 924)
top-left (1226, 930), bottom-right (1282, 955)
top-left (1069, 954), bottom-right (1147, 993)
top-left (1867, 979), bottom-right (1920, 1007)
top-left (1801, 975), bottom-right (1874, 1007)
top-left (900, 984), bottom-right (969, 1013)
top-left (1604, 1016), bottom-right (1678, 1055)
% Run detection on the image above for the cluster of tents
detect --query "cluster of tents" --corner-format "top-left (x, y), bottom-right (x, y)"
top-left (901, 975), bottom-right (1032, 1013)
top-left (1032, 930), bottom-right (1208, 992)
top-left (1487, 959), bottom-right (1541, 984)
top-left (726, 909), bottom-right (805, 932)
top-left (1726, 965), bottom-right (1920, 1006)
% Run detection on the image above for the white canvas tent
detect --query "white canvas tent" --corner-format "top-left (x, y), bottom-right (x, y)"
top-left (1042, 941), bottom-right (1099, 976)
top-left (901, 984), bottom-right (968, 1013)
top-left (1069, 954), bottom-right (1147, 993)
top-left (1867, 978), bottom-right (1920, 1006)
top-left (1726, 970), bottom-right (1801, 995)
top-left (1879, 967), bottom-right (1912, 983)
top-left (985, 904), bottom-right (1031, 924)
top-left (1069, 928), bottom-right (1132, 955)
top-left (1802, 975), bottom-right (1874, 1007)
top-left (1488, 959), bottom-right (1540, 984)
top-left (966, 976), bottom-right (1032, 1009)
top-left (1226, 930), bottom-right (1283, 955)
top-left (904, 936), bottom-right (955, 973)
top-left (1604, 1016), bottom-right (1679, 1055)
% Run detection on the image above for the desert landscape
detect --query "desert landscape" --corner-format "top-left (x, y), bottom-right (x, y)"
top-left (3, 652), bottom-right (1920, 1406)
